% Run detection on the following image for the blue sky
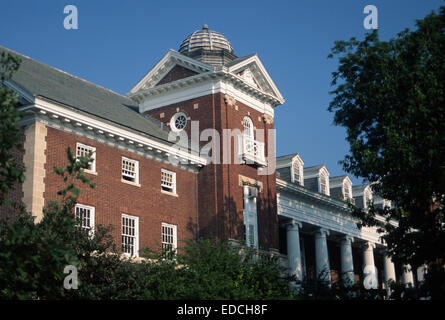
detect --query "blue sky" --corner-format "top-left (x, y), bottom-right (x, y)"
top-left (1, 0), bottom-right (443, 185)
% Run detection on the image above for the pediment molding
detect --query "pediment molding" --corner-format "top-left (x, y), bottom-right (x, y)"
top-left (130, 50), bottom-right (213, 94)
top-left (129, 51), bottom-right (285, 107)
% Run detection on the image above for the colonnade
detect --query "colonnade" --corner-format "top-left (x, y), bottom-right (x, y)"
top-left (285, 219), bottom-right (420, 290)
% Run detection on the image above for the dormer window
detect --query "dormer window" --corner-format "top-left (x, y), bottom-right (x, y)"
top-left (382, 199), bottom-right (391, 209)
top-left (364, 188), bottom-right (372, 209)
top-left (343, 180), bottom-right (352, 200)
top-left (319, 172), bottom-right (329, 195)
top-left (292, 160), bottom-right (303, 186)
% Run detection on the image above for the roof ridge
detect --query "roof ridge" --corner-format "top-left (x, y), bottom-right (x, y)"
top-left (0, 45), bottom-right (132, 101)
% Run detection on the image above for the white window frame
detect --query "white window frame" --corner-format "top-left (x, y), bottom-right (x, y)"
top-left (292, 160), bottom-right (303, 185)
top-left (364, 189), bottom-right (373, 209)
top-left (161, 222), bottom-right (177, 252)
top-left (76, 142), bottom-right (96, 173)
top-left (74, 204), bottom-right (95, 237)
top-left (170, 112), bottom-right (188, 132)
top-left (121, 213), bottom-right (139, 257)
top-left (343, 181), bottom-right (352, 200)
top-left (243, 116), bottom-right (254, 139)
top-left (319, 173), bottom-right (329, 196)
top-left (161, 169), bottom-right (176, 194)
top-left (121, 157), bottom-right (139, 185)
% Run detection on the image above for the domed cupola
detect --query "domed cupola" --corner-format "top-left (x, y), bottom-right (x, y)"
top-left (178, 24), bottom-right (238, 66)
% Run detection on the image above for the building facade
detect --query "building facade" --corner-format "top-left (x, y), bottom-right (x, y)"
top-left (0, 25), bottom-right (425, 290)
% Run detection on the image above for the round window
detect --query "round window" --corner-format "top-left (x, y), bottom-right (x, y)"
top-left (170, 112), bottom-right (187, 132)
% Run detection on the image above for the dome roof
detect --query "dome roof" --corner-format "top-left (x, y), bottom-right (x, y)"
top-left (178, 24), bottom-right (234, 55)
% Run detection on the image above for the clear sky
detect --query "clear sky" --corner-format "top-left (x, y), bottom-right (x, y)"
top-left (1, 0), bottom-right (443, 185)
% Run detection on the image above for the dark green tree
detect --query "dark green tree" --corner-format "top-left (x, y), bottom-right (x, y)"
top-left (0, 148), bottom-right (96, 299)
top-left (328, 6), bottom-right (445, 298)
top-left (0, 52), bottom-right (24, 206)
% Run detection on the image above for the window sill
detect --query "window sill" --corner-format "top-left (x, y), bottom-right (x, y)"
top-left (121, 179), bottom-right (141, 188)
top-left (161, 190), bottom-right (178, 197)
top-left (84, 169), bottom-right (97, 176)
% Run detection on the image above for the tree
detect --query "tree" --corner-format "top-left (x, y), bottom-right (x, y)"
top-left (328, 6), bottom-right (445, 298)
top-left (0, 52), bottom-right (24, 206)
top-left (0, 148), bottom-right (96, 299)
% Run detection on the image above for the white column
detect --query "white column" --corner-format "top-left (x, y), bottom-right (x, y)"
top-left (286, 220), bottom-right (303, 282)
top-left (314, 228), bottom-right (331, 284)
top-left (383, 252), bottom-right (396, 298)
top-left (417, 265), bottom-right (427, 283)
top-left (362, 242), bottom-right (378, 289)
top-left (340, 235), bottom-right (355, 287)
top-left (383, 253), bottom-right (396, 286)
top-left (402, 264), bottom-right (415, 287)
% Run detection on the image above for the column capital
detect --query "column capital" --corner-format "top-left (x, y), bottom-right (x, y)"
top-left (361, 241), bottom-right (376, 250)
top-left (341, 235), bottom-right (354, 244)
top-left (286, 219), bottom-right (302, 231)
top-left (313, 227), bottom-right (330, 237)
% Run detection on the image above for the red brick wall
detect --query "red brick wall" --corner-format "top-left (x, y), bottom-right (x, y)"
top-left (43, 127), bottom-right (199, 253)
top-left (156, 65), bottom-right (198, 86)
top-left (146, 92), bottom-right (279, 250)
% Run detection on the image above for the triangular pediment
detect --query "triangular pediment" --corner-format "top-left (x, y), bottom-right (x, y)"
top-left (227, 54), bottom-right (284, 103)
top-left (129, 49), bottom-right (213, 94)
top-left (155, 65), bottom-right (198, 87)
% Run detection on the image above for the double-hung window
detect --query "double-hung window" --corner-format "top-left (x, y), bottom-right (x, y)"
top-left (74, 204), bottom-right (95, 237)
top-left (121, 214), bottom-right (139, 257)
top-left (161, 223), bottom-right (177, 252)
top-left (161, 169), bottom-right (176, 194)
top-left (76, 143), bottom-right (96, 173)
top-left (122, 157), bottom-right (139, 184)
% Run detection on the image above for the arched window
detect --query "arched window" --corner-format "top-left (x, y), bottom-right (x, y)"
top-left (320, 173), bottom-right (328, 195)
top-left (292, 160), bottom-right (302, 185)
top-left (364, 188), bottom-right (372, 208)
top-left (243, 116), bottom-right (254, 139)
top-left (343, 180), bottom-right (351, 199)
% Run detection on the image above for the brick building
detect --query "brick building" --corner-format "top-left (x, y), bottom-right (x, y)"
top-left (0, 25), bottom-right (426, 289)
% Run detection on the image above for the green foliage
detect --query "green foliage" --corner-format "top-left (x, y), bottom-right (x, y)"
top-left (139, 239), bottom-right (293, 300)
top-left (0, 52), bottom-right (24, 206)
top-left (0, 148), bottom-right (95, 299)
top-left (328, 6), bottom-right (445, 297)
top-left (0, 147), bottom-right (292, 299)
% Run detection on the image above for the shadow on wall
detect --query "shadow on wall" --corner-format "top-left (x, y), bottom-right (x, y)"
top-left (196, 191), bottom-right (278, 251)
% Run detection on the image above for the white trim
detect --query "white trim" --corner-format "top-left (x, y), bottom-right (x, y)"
top-left (170, 112), bottom-right (188, 132)
top-left (137, 79), bottom-right (275, 117)
top-left (161, 222), bottom-right (178, 251)
top-left (243, 116), bottom-right (254, 139)
top-left (130, 50), bottom-right (212, 94)
top-left (29, 97), bottom-right (206, 166)
top-left (121, 213), bottom-right (139, 257)
top-left (161, 168), bottom-right (176, 194)
top-left (76, 142), bottom-right (96, 173)
top-left (291, 159), bottom-right (303, 186)
top-left (75, 204), bottom-right (95, 238)
top-left (319, 172), bottom-right (330, 196)
top-left (122, 156), bottom-right (139, 185)
top-left (227, 54), bottom-right (284, 102)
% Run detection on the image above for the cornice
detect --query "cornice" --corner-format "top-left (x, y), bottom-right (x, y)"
top-left (129, 69), bottom-right (283, 108)
top-left (276, 178), bottom-right (348, 211)
top-left (20, 97), bottom-right (207, 168)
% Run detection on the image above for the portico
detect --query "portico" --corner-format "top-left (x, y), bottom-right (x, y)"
top-left (276, 178), bottom-right (409, 292)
